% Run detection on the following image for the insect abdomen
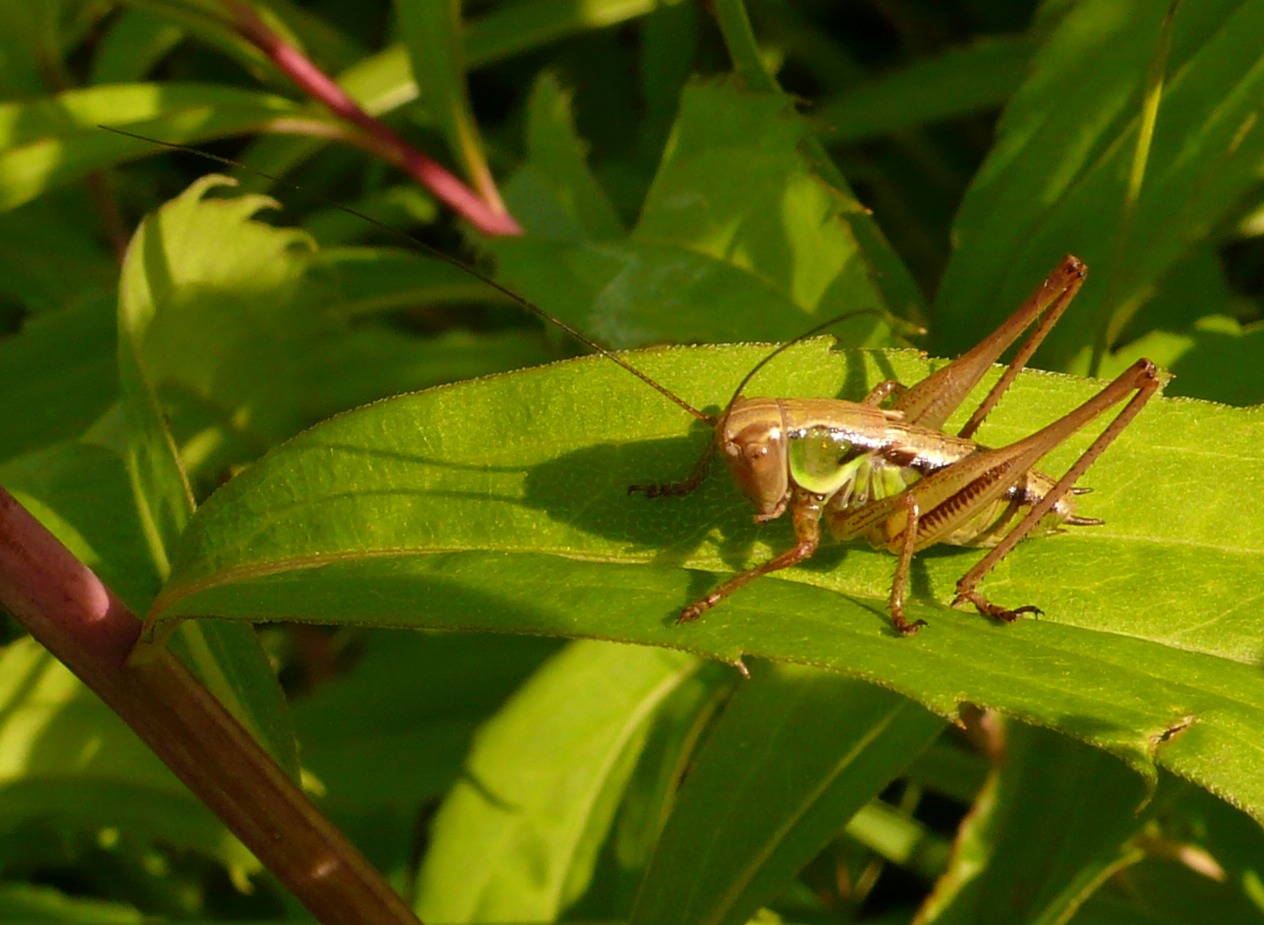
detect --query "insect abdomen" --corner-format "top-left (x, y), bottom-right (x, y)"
top-left (932, 471), bottom-right (1076, 548)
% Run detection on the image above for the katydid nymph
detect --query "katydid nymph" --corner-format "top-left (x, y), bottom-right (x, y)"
top-left (625, 255), bottom-right (1160, 635)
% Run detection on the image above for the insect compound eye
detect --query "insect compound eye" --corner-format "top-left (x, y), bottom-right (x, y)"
top-left (739, 430), bottom-right (782, 477)
top-left (721, 417), bottom-right (789, 516)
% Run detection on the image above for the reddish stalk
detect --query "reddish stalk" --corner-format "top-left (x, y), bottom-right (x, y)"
top-left (222, 0), bottom-right (521, 237)
top-left (0, 487), bottom-right (421, 925)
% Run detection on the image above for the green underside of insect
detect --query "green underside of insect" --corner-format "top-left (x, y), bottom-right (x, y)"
top-left (627, 255), bottom-right (1160, 635)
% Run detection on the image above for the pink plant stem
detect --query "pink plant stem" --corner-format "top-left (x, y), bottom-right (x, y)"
top-left (0, 487), bottom-right (421, 925)
top-left (224, 0), bottom-right (521, 237)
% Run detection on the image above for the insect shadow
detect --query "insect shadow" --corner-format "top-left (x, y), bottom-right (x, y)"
top-left (518, 338), bottom-right (907, 565)
top-left (516, 344), bottom-right (949, 628)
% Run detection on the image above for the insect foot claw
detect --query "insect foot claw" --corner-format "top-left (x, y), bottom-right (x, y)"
top-left (896, 617), bottom-right (928, 637)
top-left (678, 592), bottom-right (722, 624)
top-left (955, 590), bottom-right (1042, 624)
top-left (999, 605), bottom-right (1043, 623)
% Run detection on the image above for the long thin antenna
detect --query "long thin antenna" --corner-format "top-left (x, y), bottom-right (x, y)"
top-left (101, 125), bottom-right (713, 424)
top-left (721, 309), bottom-right (885, 410)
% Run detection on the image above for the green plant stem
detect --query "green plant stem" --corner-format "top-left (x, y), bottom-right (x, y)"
top-left (0, 486), bottom-right (421, 925)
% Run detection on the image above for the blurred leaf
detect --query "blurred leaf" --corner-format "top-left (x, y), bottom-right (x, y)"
top-left (936, 1), bottom-right (1264, 369)
top-left (415, 641), bottom-right (699, 923)
top-left (494, 79), bottom-right (901, 347)
top-left (640, 1), bottom-right (699, 152)
top-left (0, 296), bottom-right (116, 463)
top-left (117, 179), bottom-right (550, 471)
top-left (817, 36), bottom-right (1035, 143)
top-left (119, 175), bottom-right (299, 777)
top-left (631, 662), bottom-right (942, 925)
top-left (0, 441), bottom-right (158, 612)
top-left (1070, 783), bottom-right (1264, 924)
top-left (293, 631), bottom-right (558, 810)
top-left (0, 883), bottom-right (142, 924)
top-left (0, 198), bottom-right (117, 314)
top-left (310, 246), bottom-right (504, 315)
top-left (119, 174), bottom-right (324, 466)
top-left (600, 661), bottom-right (730, 915)
top-left (394, 0), bottom-right (501, 208)
top-left (918, 722), bottom-right (1150, 925)
top-left (711, 0), bottom-right (926, 325)
top-left (0, 82), bottom-right (305, 212)
top-left (0, 639), bottom-right (255, 875)
top-left (90, 8), bottom-right (184, 84)
top-left (464, 0), bottom-right (663, 65)
top-left (502, 72), bottom-right (622, 239)
top-left (1111, 316), bottom-right (1264, 406)
top-left (223, 0), bottom-right (671, 188)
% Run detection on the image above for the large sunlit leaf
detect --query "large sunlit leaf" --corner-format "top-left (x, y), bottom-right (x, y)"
top-left (149, 337), bottom-right (1264, 822)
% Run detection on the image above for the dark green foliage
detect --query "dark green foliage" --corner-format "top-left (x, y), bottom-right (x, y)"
top-left (1, 1), bottom-right (1262, 923)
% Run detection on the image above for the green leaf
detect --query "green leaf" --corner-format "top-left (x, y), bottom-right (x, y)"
top-left (816, 36), bottom-right (1035, 143)
top-left (414, 640), bottom-right (699, 923)
top-left (1072, 784), bottom-right (1264, 923)
top-left (502, 72), bottom-right (623, 240)
top-left (1111, 317), bottom-right (1264, 407)
top-left (0, 199), bottom-right (117, 315)
top-left (90, 8), bottom-right (184, 84)
top-left (919, 723), bottom-right (1151, 925)
top-left (631, 662), bottom-right (943, 925)
top-left (494, 79), bottom-right (904, 347)
top-left (149, 336), bottom-right (1264, 823)
top-left (602, 661), bottom-right (731, 914)
top-left (119, 173), bottom-right (317, 459)
top-left (709, 2), bottom-right (925, 323)
top-left (119, 175), bottom-right (300, 777)
top-left (0, 297), bottom-right (116, 464)
top-left (0, 883), bottom-right (142, 924)
top-left (463, 0), bottom-right (664, 65)
top-left (0, 638), bottom-right (256, 876)
top-left (293, 631), bottom-right (559, 810)
top-left (0, 82), bottom-right (303, 212)
top-left (394, 0), bottom-right (501, 207)
top-left (936, 0), bottom-right (1264, 369)
top-left (0, 442), bottom-right (158, 613)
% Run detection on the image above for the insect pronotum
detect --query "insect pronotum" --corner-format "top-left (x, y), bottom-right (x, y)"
top-left (115, 129), bottom-right (1161, 636)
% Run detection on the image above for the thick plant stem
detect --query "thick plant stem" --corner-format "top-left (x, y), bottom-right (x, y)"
top-left (0, 487), bottom-right (421, 925)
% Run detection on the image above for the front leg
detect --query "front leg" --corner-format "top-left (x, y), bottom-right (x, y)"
top-left (678, 488), bottom-right (823, 623)
top-left (628, 442), bottom-right (715, 499)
